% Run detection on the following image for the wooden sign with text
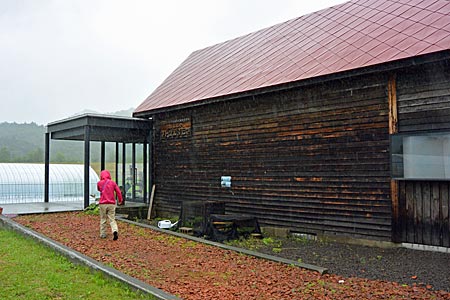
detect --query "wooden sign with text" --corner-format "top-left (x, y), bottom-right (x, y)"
top-left (160, 118), bottom-right (192, 139)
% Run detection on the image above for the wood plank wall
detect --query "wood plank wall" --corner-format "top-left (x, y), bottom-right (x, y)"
top-left (153, 73), bottom-right (392, 241)
top-left (396, 60), bottom-right (450, 247)
top-left (397, 60), bottom-right (450, 132)
top-left (398, 181), bottom-right (450, 247)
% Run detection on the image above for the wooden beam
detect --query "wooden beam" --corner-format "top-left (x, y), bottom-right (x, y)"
top-left (388, 74), bottom-right (400, 242)
top-left (388, 74), bottom-right (398, 135)
top-left (147, 184), bottom-right (156, 220)
top-left (391, 180), bottom-right (400, 242)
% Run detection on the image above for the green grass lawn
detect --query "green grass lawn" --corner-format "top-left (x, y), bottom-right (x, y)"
top-left (0, 228), bottom-right (156, 300)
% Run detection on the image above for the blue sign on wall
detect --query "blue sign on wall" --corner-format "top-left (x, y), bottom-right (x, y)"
top-left (221, 176), bottom-right (231, 188)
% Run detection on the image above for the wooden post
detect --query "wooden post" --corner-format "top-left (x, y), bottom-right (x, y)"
top-left (388, 74), bottom-right (398, 134)
top-left (147, 184), bottom-right (156, 220)
top-left (388, 74), bottom-right (400, 242)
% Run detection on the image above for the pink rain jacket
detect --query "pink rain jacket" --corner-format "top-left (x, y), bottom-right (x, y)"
top-left (97, 170), bottom-right (123, 205)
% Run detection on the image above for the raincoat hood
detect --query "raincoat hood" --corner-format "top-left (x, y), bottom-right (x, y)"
top-left (100, 170), bottom-right (111, 181)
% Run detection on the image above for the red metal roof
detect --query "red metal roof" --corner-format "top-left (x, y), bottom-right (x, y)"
top-left (135, 0), bottom-right (450, 115)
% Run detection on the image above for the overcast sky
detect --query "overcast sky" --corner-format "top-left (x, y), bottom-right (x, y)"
top-left (0, 0), bottom-right (346, 125)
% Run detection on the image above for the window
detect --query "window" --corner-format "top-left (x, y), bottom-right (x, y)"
top-left (391, 132), bottom-right (450, 180)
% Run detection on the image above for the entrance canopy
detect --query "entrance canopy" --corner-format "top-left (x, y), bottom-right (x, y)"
top-left (45, 114), bottom-right (153, 208)
top-left (47, 113), bottom-right (151, 143)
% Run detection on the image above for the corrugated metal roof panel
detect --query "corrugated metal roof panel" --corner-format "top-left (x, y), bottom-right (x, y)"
top-left (135, 0), bottom-right (450, 115)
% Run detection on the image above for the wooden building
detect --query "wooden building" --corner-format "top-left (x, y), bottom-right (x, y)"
top-left (133, 0), bottom-right (450, 246)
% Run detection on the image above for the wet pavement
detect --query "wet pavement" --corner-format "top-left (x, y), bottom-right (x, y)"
top-left (0, 201), bottom-right (84, 215)
top-left (0, 201), bottom-right (147, 215)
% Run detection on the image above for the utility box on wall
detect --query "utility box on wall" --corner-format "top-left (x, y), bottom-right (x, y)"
top-left (221, 176), bottom-right (231, 188)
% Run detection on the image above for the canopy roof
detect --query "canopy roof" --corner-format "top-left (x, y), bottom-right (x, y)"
top-left (46, 113), bottom-right (152, 143)
top-left (135, 0), bottom-right (450, 116)
top-left (45, 114), bottom-right (153, 207)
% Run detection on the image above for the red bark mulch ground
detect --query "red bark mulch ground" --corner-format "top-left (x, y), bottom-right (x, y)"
top-left (14, 212), bottom-right (450, 300)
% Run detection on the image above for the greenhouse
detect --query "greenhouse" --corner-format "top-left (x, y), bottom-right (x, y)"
top-left (0, 163), bottom-right (99, 204)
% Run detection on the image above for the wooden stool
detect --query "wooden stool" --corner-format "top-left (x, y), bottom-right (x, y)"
top-left (250, 233), bottom-right (263, 238)
top-left (179, 227), bottom-right (193, 235)
top-left (212, 221), bottom-right (233, 225)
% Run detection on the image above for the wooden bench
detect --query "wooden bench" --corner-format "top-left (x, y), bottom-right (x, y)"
top-left (179, 227), bottom-right (193, 235)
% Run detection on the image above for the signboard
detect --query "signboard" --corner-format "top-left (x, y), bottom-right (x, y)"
top-left (160, 118), bottom-right (191, 140)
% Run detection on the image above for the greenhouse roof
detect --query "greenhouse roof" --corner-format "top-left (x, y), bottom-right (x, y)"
top-left (0, 163), bottom-right (99, 204)
top-left (0, 163), bottom-right (99, 184)
top-left (46, 113), bottom-right (152, 143)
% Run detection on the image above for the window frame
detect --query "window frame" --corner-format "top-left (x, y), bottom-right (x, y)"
top-left (391, 130), bottom-right (450, 181)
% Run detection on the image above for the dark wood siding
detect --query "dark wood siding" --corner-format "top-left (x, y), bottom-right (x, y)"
top-left (397, 60), bottom-right (450, 132)
top-left (399, 181), bottom-right (450, 247)
top-left (396, 60), bottom-right (450, 247)
top-left (153, 73), bottom-right (392, 240)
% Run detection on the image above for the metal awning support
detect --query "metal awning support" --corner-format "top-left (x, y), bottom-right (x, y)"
top-left (84, 125), bottom-right (91, 208)
top-left (143, 139), bottom-right (148, 203)
top-left (122, 143), bottom-right (126, 200)
top-left (44, 114), bottom-right (152, 208)
top-left (44, 133), bottom-right (50, 203)
top-left (100, 141), bottom-right (106, 171)
top-left (132, 143), bottom-right (136, 200)
top-left (115, 142), bottom-right (119, 183)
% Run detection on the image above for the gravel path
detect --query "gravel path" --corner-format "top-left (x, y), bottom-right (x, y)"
top-left (250, 237), bottom-right (450, 292)
top-left (13, 212), bottom-right (450, 299)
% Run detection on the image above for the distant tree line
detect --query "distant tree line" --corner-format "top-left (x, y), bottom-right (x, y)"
top-left (0, 146), bottom-right (44, 163)
top-left (0, 122), bottom-right (47, 163)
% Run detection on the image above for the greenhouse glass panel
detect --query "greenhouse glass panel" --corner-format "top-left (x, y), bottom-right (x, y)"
top-left (0, 163), bottom-right (100, 204)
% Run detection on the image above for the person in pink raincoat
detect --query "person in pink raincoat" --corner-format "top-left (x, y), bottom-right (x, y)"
top-left (97, 170), bottom-right (123, 240)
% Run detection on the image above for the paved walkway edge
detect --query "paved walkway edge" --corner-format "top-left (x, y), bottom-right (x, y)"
top-left (0, 215), bottom-right (181, 300)
top-left (120, 218), bottom-right (328, 275)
